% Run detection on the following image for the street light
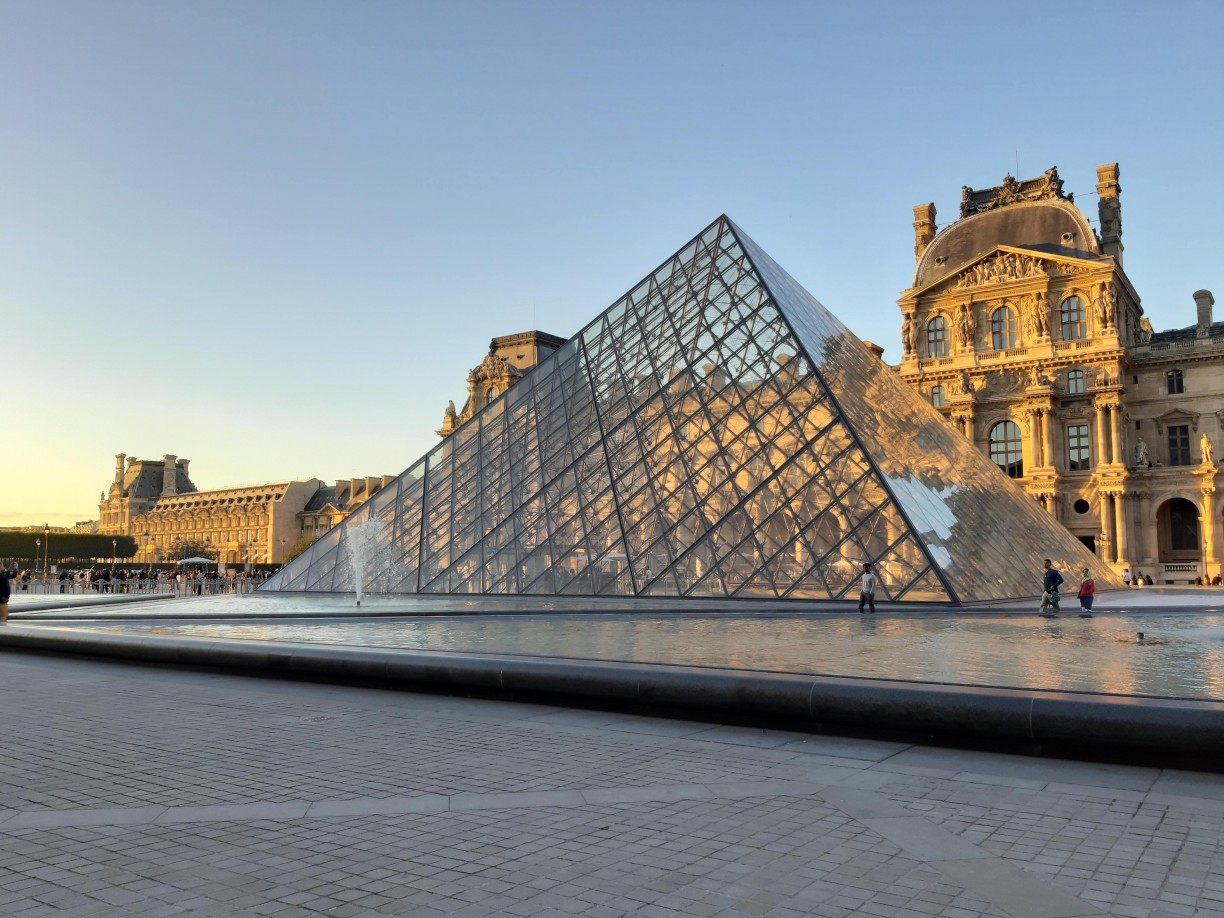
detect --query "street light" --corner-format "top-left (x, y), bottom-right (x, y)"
top-left (43, 524), bottom-right (50, 583)
top-left (111, 539), bottom-right (117, 575)
top-left (35, 537), bottom-right (41, 586)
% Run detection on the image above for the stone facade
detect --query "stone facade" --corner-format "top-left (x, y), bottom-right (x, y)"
top-left (439, 330), bottom-right (566, 437)
top-left (899, 164), bottom-right (1222, 583)
top-left (98, 454), bottom-right (391, 566)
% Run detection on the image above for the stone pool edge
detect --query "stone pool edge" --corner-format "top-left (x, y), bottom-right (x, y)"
top-left (2, 625), bottom-right (1221, 763)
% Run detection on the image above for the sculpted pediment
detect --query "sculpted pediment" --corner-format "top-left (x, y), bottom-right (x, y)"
top-left (917, 247), bottom-right (1096, 298)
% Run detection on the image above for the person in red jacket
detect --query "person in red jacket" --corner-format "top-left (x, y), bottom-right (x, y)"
top-left (1077, 568), bottom-right (1096, 615)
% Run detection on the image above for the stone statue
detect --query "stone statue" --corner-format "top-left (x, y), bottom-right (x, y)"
top-left (445, 400), bottom-right (457, 420)
top-left (959, 370), bottom-right (973, 395)
top-left (1202, 433), bottom-right (1215, 465)
top-left (1030, 363), bottom-right (1051, 387)
top-left (1032, 292), bottom-right (1049, 339)
top-left (1135, 437), bottom-right (1149, 467)
top-left (1138, 317), bottom-right (1154, 343)
top-left (902, 313), bottom-right (915, 356)
top-left (957, 304), bottom-right (975, 349)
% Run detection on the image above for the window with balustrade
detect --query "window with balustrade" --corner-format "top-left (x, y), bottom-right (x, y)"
top-left (991, 306), bottom-right (1017, 350)
top-left (1060, 296), bottom-right (1087, 341)
top-left (926, 316), bottom-right (949, 358)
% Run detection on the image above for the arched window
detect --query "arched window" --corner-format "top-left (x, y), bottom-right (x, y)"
top-left (1067, 369), bottom-right (1085, 394)
top-left (1060, 296), bottom-right (1087, 341)
top-left (485, 387), bottom-right (497, 401)
top-left (989, 421), bottom-right (1024, 478)
top-left (926, 316), bottom-right (949, 358)
top-left (1166, 369), bottom-right (1184, 394)
top-left (991, 306), bottom-right (1017, 350)
top-left (930, 385), bottom-right (945, 408)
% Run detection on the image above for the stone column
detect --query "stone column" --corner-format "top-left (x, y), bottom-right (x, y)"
top-left (1094, 405), bottom-right (1108, 470)
top-left (1202, 486), bottom-right (1218, 578)
top-left (1138, 490), bottom-right (1156, 564)
top-left (1115, 491), bottom-right (1130, 563)
top-left (1109, 406), bottom-right (1122, 465)
top-left (1099, 492), bottom-right (1115, 564)
top-left (1042, 409), bottom-right (1053, 467)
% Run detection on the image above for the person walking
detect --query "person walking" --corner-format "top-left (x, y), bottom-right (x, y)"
top-left (0, 568), bottom-right (10, 622)
top-left (1039, 559), bottom-right (1064, 614)
top-left (857, 562), bottom-right (877, 614)
top-left (1077, 568), bottom-right (1095, 615)
top-left (1122, 568), bottom-right (1133, 588)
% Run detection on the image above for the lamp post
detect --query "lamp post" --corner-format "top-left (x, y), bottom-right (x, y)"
top-left (35, 538), bottom-right (41, 588)
top-left (43, 523), bottom-right (50, 583)
top-left (280, 537), bottom-right (286, 566)
top-left (111, 539), bottom-right (117, 575)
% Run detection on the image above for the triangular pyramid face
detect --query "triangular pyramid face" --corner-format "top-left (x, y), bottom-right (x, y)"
top-left (265, 216), bottom-right (1115, 604)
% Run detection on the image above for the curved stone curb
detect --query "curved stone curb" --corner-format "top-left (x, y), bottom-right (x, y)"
top-left (2, 625), bottom-right (1221, 760)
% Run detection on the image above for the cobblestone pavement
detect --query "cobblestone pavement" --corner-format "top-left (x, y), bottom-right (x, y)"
top-left (0, 651), bottom-right (1220, 917)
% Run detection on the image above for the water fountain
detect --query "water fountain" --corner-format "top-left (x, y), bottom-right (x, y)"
top-left (344, 514), bottom-right (386, 607)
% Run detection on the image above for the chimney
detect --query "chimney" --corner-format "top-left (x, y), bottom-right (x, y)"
top-left (178, 458), bottom-right (190, 478)
top-left (1194, 289), bottom-right (1215, 335)
top-left (913, 203), bottom-right (937, 262)
top-left (114, 453), bottom-right (126, 485)
top-left (1095, 163), bottom-right (1123, 266)
top-left (161, 454), bottom-right (178, 496)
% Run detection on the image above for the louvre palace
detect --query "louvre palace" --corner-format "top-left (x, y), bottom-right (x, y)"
top-left (900, 164), bottom-right (1220, 584)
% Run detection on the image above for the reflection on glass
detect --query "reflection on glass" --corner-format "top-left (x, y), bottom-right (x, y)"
top-left (265, 216), bottom-right (1121, 604)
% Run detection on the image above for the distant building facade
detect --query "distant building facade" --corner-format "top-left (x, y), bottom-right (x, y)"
top-left (439, 330), bottom-right (566, 437)
top-left (898, 164), bottom-right (1221, 583)
top-left (97, 454), bottom-right (391, 566)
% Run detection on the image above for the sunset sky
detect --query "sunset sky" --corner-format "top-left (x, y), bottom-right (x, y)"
top-left (2, 0), bottom-right (1221, 527)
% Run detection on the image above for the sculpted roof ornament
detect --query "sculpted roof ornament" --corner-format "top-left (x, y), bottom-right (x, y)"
top-left (959, 167), bottom-right (1071, 218)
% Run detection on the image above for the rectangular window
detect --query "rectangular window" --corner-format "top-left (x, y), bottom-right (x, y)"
top-left (1067, 425), bottom-right (1091, 471)
top-left (1168, 424), bottom-right (1191, 466)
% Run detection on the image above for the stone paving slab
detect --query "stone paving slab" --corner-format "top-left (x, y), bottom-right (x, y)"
top-left (0, 651), bottom-right (1220, 916)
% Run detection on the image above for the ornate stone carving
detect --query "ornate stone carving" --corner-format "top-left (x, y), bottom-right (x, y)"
top-left (901, 311), bottom-right (916, 356)
top-left (954, 252), bottom-right (1049, 289)
top-left (959, 167), bottom-right (1071, 218)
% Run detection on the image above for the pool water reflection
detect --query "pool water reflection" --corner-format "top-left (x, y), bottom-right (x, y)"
top-left (102, 611), bottom-right (1224, 701)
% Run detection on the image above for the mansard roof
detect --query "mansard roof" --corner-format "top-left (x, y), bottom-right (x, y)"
top-left (909, 243), bottom-right (1110, 300)
top-left (915, 198), bottom-right (1101, 290)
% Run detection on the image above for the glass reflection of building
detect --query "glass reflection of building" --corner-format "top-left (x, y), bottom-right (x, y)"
top-left (266, 216), bottom-right (1113, 604)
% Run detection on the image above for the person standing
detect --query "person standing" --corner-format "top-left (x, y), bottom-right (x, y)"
top-left (858, 562), bottom-right (877, 614)
top-left (1077, 569), bottom-right (1095, 615)
top-left (0, 568), bottom-right (10, 622)
top-left (1039, 559), bottom-right (1064, 614)
top-left (1122, 568), bottom-right (1133, 588)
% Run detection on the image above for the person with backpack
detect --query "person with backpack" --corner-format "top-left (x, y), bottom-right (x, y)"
top-left (1039, 558), bottom-right (1064, 615)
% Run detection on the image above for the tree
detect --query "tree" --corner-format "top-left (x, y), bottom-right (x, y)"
top-left (283, 535), bottom-right (317, 565)
top-left (165, 540), bottom-right (217, 562)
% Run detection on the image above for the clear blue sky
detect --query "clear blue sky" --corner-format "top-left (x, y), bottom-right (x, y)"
top-left (3, 0), bottom-right (1221, 527)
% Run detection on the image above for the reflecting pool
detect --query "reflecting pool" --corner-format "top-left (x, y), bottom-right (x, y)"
top-left (77, 604), bottom-right (1224, 701)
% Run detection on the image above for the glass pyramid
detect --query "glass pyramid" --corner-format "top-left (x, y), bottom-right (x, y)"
top-left (264, 216), bottom-right (1114, 604)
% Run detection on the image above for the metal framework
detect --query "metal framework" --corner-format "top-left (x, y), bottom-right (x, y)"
top-left (264, 216), bottom-right (1104, 603)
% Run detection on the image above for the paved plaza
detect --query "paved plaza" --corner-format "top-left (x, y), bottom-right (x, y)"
top-left (0, 646), bottom-right (1221, 917)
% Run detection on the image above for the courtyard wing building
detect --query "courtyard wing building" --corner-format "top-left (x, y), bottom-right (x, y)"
top-left (899, 165), bottom-right (1220, 583)
top-left (265, 216), bottom-right (1112, 603)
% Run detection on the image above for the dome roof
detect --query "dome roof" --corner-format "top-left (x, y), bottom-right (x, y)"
top-left (915, 199), bottom-right (1100, 290)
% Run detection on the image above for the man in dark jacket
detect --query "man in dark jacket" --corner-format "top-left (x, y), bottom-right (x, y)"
top-left (1039, 558), bottom-right (1064, 614)
top-left (0, 568), bottom-right (10, 622)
